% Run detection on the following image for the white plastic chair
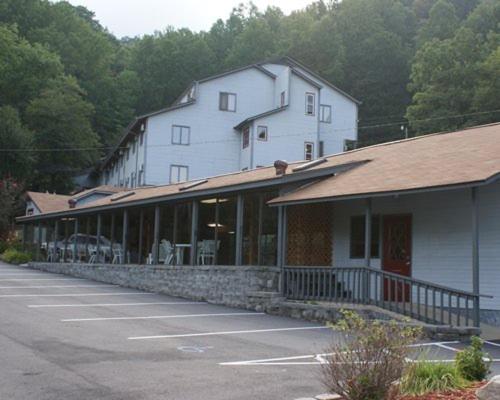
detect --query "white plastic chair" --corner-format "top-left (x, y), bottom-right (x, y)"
top-left (198, 240), bottom-right (217, 265)
top-left (159, 240), bottom-right (174, 265)
top-left (112, 245), bottom-right (123, 264)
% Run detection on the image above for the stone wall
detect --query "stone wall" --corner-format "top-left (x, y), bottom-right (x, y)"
top-left (29, 262), bottom-right (280, 308)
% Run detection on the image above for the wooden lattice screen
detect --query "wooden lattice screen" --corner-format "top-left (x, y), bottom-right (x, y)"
top-left (286, 203), bottom-right (332, 266)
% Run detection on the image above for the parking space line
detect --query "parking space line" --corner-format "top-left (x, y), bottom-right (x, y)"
top-left (0, 284), bottom-right (116, 289)
top-left (28, 301), bottom-right (204, 308)
top-left (484, 340), bottom-right (500, 348)
top-left (128, 325), bottom-right (330, 340)
top-left (0, 278), bottom-right (85, 282)
top-left (0, 292), bottom-right (157, 298)
top-left (433, 343), bottom-right (460, 352)
top-left (62, 312), bottom-right (265, 322)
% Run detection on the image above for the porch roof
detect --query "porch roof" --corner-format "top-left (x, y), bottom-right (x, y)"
top-left (269, 123), bottom-right (500, 205)
top-left (26, 192), bottom-right (71, 214)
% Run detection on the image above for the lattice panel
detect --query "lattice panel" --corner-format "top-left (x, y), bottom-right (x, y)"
top-left (286, 203), bottom-right (332, 266)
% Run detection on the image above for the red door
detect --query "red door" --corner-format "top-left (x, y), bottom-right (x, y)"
top-left (382, 215), bottom-right (412, 302)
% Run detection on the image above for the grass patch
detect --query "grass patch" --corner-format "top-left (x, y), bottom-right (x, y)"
top-left (400, 361), bottom-right (468, 396)
top-left (1, 248), bottom-right (31, 264)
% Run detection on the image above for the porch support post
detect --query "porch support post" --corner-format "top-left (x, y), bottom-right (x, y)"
top-left (152, 205), bottom-right (160, 265)
top-left (122, 209), bottom-right (128, 264)
top-left (471, 187), bottom-right (480, 327)
top-left (53, 220), bottom-right (59, 263)
top-left (96, 214), bottom-right (102, 263)
top-left (64, 219), bottom-right (69, 262)
top-left (190, 200), bottom-right (199, 266)
top-left (138, 209), bottom-right (144, 264)
top-left (22, 224), bottom-right (27, 251)
top-left (110, 213), bottom-right (115, 249)
top-left (277, 205), bottom-right (288, 294)
top-left (363, 198), bottom-right (372, 302)
top-left (72, 218), bottom-right (78, 263)
top-left (235, 194), bottom-right (244, 266)
top-left (36, 222), bottom-right (42, 261)
top-left (85, 218), bottom-right (90, 261)
top-left (172, 205), bottom-right (178, 265)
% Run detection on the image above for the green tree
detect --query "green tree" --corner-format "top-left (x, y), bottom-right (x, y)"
top-left (0, 106), bottom-right (33, 180)
top-left (417, 0), bottom-right (459, 46)
top-left (26, 77), bottom-right (100, 193)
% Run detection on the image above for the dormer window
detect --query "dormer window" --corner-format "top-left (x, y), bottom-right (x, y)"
top-left (257, 126), bottom-right (268, 141)
top-left (242, 126), bottom-right (250, 149)
top-left (304, 142), bottom-right (314, 161)
top-left (219, 92), bottom-right (236, 112)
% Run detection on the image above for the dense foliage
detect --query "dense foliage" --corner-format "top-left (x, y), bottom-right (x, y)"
top-left (0, 0), bottom-right (499, 195)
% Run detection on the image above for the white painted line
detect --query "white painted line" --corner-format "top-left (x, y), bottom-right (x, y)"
top-left (28, 301), bottom-right (204, 308)
top-left (62, 312), bottom-right (265, 322)
top-left (0, 292), bottom-right (157, 298)
top-left (128, 325), bottom-right (329, 340)
top-left (0, 284), bottom-right (116, 289)
top-left (484, 340), bottom-right (500, 348)
top-left (0, 274), bottom-right (60, 277)
top-left (434, 343), bottom-right (460, 352)
top-left (0, 278), bottom-right (84, 282)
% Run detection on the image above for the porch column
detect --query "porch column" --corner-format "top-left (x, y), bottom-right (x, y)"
top-left (277, 205), bottom-right (288, 294)
top-left (235, 194), bottom-right (244, 266)
top-left (172, 205), bottom-right (178, 265)
top-left (152, 205), bottom-right (160, 265)
top-left (138, 209), bottom-right (144, 264)
top-left (110, 213), bottom-right (115, 250)
top-left (72, 218), bottom-right (78, 263)
top-left (53, 220), bottom-right (59, 263)
top-left (189, 201), bottom-right (199, 265)
top-left (471, 187), bottom-right (480, 327)
top-left (63, 219), bottom-right (69, 262)
top-left (122, 209), bottom-right (128, 264)
top-left (364, 198), bottom-right (372, 267)
top-left (96, 214), bottom-right (102, 263)
top-left (85, 218), bottom-right (90, 261)
top-left (36, 222), bottom-right (42, 261)
top-left (22, 224), bottom-right (27, 251)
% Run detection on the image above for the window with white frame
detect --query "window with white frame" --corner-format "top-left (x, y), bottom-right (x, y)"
top-left (280, 91), bottom-right (286, 107)
top-left (242, 126), bottom-right (250, 149)
top-left (138, 164), bottom-right (144, 186)
top-left (304, 142), bottom-right (314, 160)
top-left (132, 140), bottom-right (136, 154)
top-left (170, 165), bottom-right (188, 184)
top-left (320, 104), bottom-right (332, 123)
top-left (257, 125), bottom-right (268, 141)
top-left (219, 92), bottom-right (236, 112)
top-left (305, 92), bottom-right (315, 116)
top-left (171, 125), bottom-right (190, 145)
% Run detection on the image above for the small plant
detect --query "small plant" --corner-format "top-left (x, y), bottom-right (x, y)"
top-left (1, 248), bottom-right (31, 265)
top-left (400, 361), bottom-right (468, 396)
top-left (455, 336), bottom-right (491, 381)
top-left (321, 310), bottom-right (421, 400)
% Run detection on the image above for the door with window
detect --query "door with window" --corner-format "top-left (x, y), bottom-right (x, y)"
top-left (382, 215), bottom-right (412, 301)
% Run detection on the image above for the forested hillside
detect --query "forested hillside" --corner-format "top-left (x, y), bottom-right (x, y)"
top-left (0, 0), bottom-right (499, 194)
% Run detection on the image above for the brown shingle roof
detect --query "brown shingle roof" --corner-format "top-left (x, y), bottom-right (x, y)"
top-left (26, 192), bottom-right (71, 213)
top-left (269, 123), bottom-right (500, 205)
top-left (71, 185), bottom-right (125, 201)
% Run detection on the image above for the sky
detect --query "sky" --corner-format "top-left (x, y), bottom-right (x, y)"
top-left (64, 0), bottom-right (313, 38)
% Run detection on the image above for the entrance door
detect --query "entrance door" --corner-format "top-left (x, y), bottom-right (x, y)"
top-left (382, 215), bottom-right (412, 301)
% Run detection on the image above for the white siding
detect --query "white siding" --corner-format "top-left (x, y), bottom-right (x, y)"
top-left (331, 182), bottom-right (500, 310)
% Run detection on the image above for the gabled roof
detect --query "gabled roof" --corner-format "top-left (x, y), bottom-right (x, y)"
top-left (26, 192), bottom-right (71, 214)
top-left (268, 123), bottom-right (500, 205)
top-left (234, 106), bottom-right (288, 130)
top-left (198, 64), bottom-right (276, 83)
top-left (259, 56), bottom-right (361, 104)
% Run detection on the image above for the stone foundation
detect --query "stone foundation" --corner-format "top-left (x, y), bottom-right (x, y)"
top-left (28, 262), bottom-right (280, 308)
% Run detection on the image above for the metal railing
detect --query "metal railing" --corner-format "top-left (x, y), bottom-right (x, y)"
top-left (283, 266), bottom-right (480, 327)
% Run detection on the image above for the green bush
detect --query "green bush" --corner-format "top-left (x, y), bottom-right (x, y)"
top-left (321, 310), bottom-right (422, 400)
top-left (455, 336), bottom-right (491, 381)
top-left (0, 241), bottom-right (7, 254)
top-left (1, 248), bottom-right (31, 265)
top-left (400, 361), bottom-right (468, 396)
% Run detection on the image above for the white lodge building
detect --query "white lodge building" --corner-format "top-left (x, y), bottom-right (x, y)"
top-left (97, 56), bottom-right (359, 187)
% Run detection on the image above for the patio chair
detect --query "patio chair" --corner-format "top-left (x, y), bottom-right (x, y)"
top-left (159, 240), bottom-right (174, 265)
top-left (111, 245), bottom-right (123, 264)
top-left (198, 240), bottom-right (218, 265)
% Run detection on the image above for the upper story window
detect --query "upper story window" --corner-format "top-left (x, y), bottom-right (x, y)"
top-left (140, 132), bottom-right (144, 145)
top-left (126, 148), bottom-right (130, 161)
top-left (219, 92), bottom-right (236, 112)
top-left (305, 92), bottom-right (315, 116)
top-left (320, 104), bottom-right (332, 123)
top-left (257, 126), bottom-right (268, 141)
top-left (170, 165), bottom-right (188, 184)
top-left (172, 125), bottom-right (190, 145)
top-left (280, 91), bottom-right (286, 107)
top-left (242, 126), bottom-right (250, 149)
top-left (27, 208), bottom-right (34, 216)
top-left (304, 142), bottom-right (314, 161)
top-left (319, 141), bottom-right (324, 157)
top-left (132, 139), bottom-right (137, 154)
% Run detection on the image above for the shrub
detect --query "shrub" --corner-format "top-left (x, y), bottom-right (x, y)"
top-left (455, 336), bottom-right (491, 381)
top-left (0, 240), bottom-right (7, 254)
top-left (321, 310), bottom-right (422, 400)
top-left (400, 361), bottom-right (468, 396)
top-left (1, 248), bottom-right (31, 265)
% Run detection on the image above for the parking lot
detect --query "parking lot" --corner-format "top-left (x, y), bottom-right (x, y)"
top-left (1, 261), bottom-right (500, 400)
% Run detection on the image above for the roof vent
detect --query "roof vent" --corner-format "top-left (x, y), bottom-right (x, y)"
top-left (292, 158), bottom-right (327, 172)
top-left (179, 179), bottom-right (208, 191)
top-left (274, 160), bottom-right (288, 176)
top-left (68, 199), bottom-right (77, 209)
